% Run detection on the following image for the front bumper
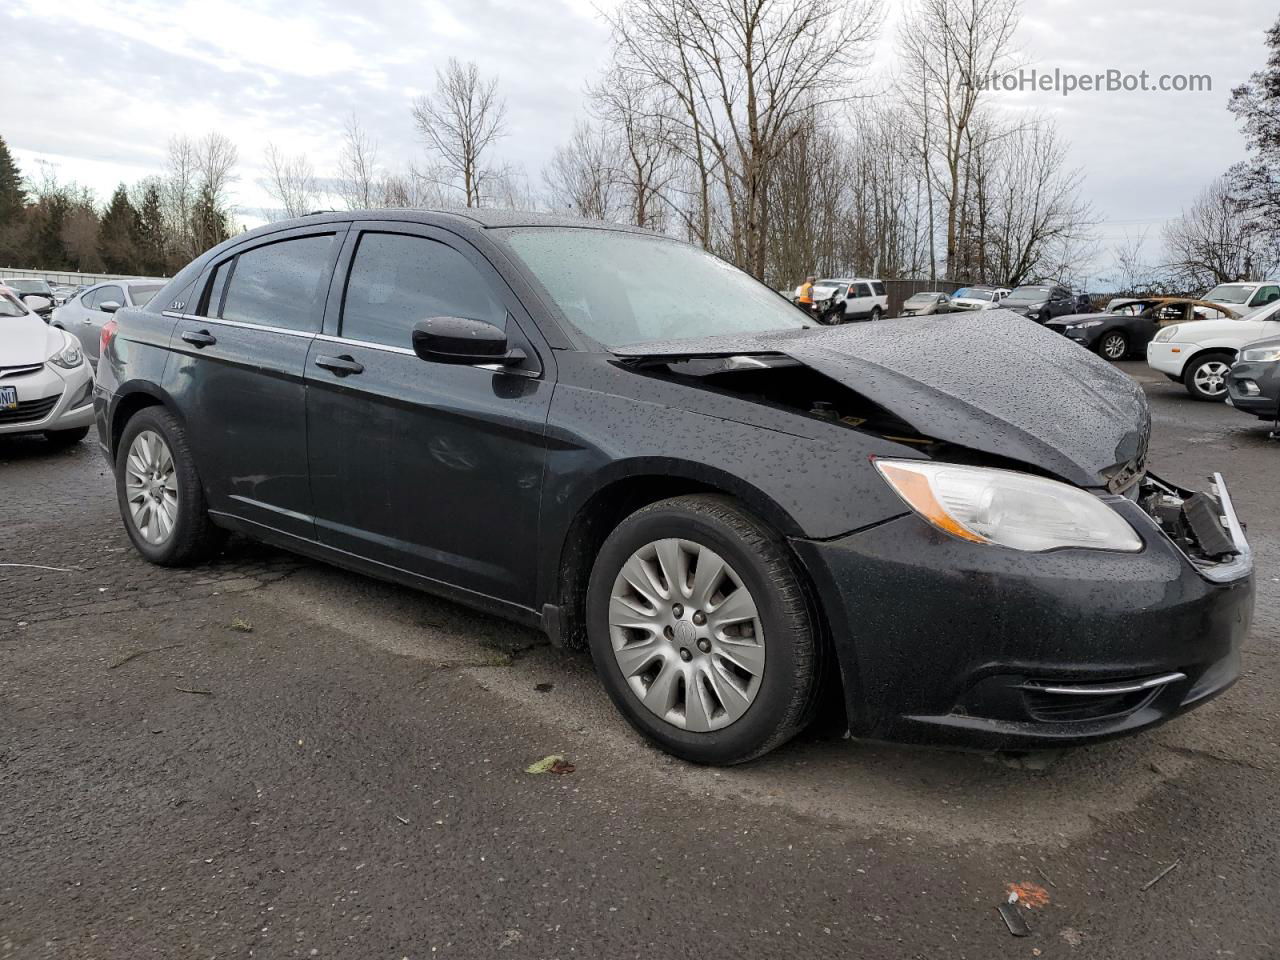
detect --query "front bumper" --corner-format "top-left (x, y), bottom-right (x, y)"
top-left (792, 476), bottom-right (1253, 750)
top-left (0, 361), bottom-right (95, 435)
top-left (1226, 359), bottom-right (1280, 419)
top-left (1146, 341), bottom-right (1189, 378)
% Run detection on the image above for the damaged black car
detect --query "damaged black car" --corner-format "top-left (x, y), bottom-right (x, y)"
top-left (93, 211), bottom-right (1255, 765)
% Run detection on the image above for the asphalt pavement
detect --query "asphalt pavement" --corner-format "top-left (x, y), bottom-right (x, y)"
top-left (1, 361), bottom-right (1277, 959)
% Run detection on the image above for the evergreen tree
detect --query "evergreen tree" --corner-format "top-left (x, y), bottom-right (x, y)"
top-left (99, 183), bottom-right (141, 273)
top-left (134, 181), bottom-right (168, 275)
top-left (190, 182), bottom-right (230, 256)
top-left (1228, 15), bottom-right (1280, 249)
top-left (0, 136), bottom-right (27, 264)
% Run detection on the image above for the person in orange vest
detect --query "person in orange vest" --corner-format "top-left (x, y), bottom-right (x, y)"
top-left (797, 276), bottom-right (816, 315)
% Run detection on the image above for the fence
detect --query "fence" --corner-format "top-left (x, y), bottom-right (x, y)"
top-left (0, 267), bottom-right (168, 286)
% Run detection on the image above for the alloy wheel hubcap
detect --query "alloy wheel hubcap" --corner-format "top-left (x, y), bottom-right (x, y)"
top-left (1194, 361), bottom-right (1229, 396)
top-left (1103, 335), bottom-right (1125, 358)
top-left (124, 430), bottom-right (178, 545)
top-left (608, 538), bottom-right (765, 732)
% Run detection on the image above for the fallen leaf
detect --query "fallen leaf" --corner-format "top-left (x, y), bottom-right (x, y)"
top-left (525, 754), bottom-right (575, 775)
top-left (1006, 881), bottom-right (1050, 909)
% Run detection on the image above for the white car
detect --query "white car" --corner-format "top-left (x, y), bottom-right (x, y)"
top-left (1147, 298), bottom-right (1280, 401)
top-left (808, 277), bottom-right (888, 323)
top-left (0, 288), bottom-right (95, 445)
top-left (948, 286), bottom-right (1011, 311)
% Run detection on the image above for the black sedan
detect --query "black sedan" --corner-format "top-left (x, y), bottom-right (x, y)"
top-left (1046, 298), bottom-right (1240, 361)
top-left (1227, 336), bottom-right (1280, 424)
top-left (92, 210), bottom-right (1254, 764)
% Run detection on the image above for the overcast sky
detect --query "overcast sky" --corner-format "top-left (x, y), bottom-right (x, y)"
top-left (3, 0), bottom-right (1274, 281)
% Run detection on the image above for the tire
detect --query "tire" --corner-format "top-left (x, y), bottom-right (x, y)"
top-left (44, 426), bottom-right (89, 447)
top-left (585, 494), bottom-right (821, 765)
top-left (1097, 331), bottom-right (1128, 361)
top-left (870, 306), bottom-right (882, 321)
top-left (1183, 352), bottom-right (1233, 402)
top-left (115, 406), bottom-right (225, 566)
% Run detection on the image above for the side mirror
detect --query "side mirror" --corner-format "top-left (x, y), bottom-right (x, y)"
top-left (411, 316), bottom-right (525, 367)
top-left (99, 300), bottom-right (122, 314)
top-left (22, 295), bottom-right (52, 312)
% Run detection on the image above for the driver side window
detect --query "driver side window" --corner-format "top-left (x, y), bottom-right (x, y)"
top-left (340, 232), bottom-right (505, 348)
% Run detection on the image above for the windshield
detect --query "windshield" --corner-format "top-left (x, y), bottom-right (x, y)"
top-left (952, 288), bottom-right (992, 301)
top-left (0, 292), bottom-right (30, 317)
top-left (7, 279), bottom-right (51, 294)
top-left (1202, 284), bottom-right (1254, 304)
top-left (129, 284), bottom-right (163, 306)
top-left (907, 292), bottom-right (942, 302)
top-left (502, 228), bottom-right (815, 347)
top-left (1007, 286), bottom-right (1052, 301)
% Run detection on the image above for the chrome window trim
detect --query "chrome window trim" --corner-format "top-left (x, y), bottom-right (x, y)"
top-left (163, 311), bottom-right (315, 339)
top-left (315, 333), bottom-right (415, 357)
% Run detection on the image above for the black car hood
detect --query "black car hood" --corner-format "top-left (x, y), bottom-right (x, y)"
top-left (1045, 312), bottom-right (1109, 328)
top-left (614, 311), bottom-right (1150, 489)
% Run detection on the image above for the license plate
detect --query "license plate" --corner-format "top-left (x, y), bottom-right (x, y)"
top-left (0, 386), bottom-right (16, 411)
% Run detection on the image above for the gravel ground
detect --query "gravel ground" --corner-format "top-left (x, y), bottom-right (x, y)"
top-left (1, 361), bottom-right (1276, 959)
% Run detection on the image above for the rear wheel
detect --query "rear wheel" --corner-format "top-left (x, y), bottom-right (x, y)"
top-left (586, 495), bottom-right (821, 765)
top-left (115, 407), bottom-right (225, 565)
top-left (870, 306), bottom-right (882, 321)
top-left (1183, 353), bottom-right (1233, 402)
top-left (1098, 331), bottom-right (1128, 361)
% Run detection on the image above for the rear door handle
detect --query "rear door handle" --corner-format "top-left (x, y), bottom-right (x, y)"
top-left (314, 354), bottom-right (364, 376)
top-left (181, 330), bottom-right (217, 348)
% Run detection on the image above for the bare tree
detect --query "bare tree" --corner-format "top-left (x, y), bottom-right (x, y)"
top-left (543, 120), bottom-right (620, 220)
top-left (411, 58), bottom-right (508, 207)
top-left (1163, 174), bottom-right (1280, 288)
top-left (163, 135), bottom-right (198, 262)
top-left (898, 0), bottom-right (1021, 273)
top-left (337, 115), bottom-right (381, 210)
top-left (262, 143), bottom-right (319, 220)
top-left (605, 0), bottom-right (882, 277)
top-left (589, 67), bottom-right (676, 229)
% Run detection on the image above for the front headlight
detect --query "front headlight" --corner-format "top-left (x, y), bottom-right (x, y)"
top-left (1241, 346), bottom-right (1280, 363)
top-left (1072, 319), bottom-right (1104, 329)
top-left (48, 333), bottom-right (84, 369)
top-left (874, 460), bottom-right (1143, 553)
top-left (1153, 325), bottom-right (1180, 343)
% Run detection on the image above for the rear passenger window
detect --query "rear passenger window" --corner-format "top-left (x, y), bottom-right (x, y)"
top-left (218, 234), bottom-right (336, 332)
top-left (854, 283), bottom-right (872, 297)
top-left (202, 259), bottom-right (232, 317)
top-left (341, 232), bottom-right (505, 348)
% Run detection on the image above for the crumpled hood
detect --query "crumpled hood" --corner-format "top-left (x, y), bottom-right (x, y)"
top-left (614, 311), bottom-right (1151, 489)
top-left (1, 313), bottom-right (59, 366)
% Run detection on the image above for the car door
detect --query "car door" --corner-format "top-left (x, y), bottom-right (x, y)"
top-left (846, 282), bottom-right (873, 319)
top-left (77, 284), bottom-right (124, 362)
top-left (1049, 287), bottom-right (1073, 318)
top-left (164, 225), bottom-right (346, 540)
top-left (304, 222), bottom-right (553, 608)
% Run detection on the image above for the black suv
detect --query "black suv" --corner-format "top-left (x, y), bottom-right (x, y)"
top-left (1001, 283), bottom-right (1076, 323)
top-left (94, 210), bottom-right (1253, 764)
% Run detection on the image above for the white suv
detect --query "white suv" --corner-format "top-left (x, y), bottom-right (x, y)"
top-left (1147, 299), bottom-right (1280, 400)
top-left (1198, 281), bottom-right (1280, 316)
top-left (811, 278), bottom-right (888, 323)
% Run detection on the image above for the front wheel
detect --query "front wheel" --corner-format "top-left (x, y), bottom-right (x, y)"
top-left (585, 495), bottom-right (821, 765)
top-left (115, 406), bottom-right (225, 565)
top-left (870, 306), bottom-right (882, 321)
top-left (1183, 353), bottom-right (1233, 402)
top-left (1098, 331), bottom-right (1128, 361)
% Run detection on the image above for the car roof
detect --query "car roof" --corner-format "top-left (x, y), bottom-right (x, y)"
top-left (265, 207), bottom-right (658, 236)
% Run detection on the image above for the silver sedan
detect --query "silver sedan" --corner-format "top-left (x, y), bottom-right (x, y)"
top-left (50, 279), bottom-right (165, 365)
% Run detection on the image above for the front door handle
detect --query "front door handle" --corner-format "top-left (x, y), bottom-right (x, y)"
top-left (181, 330), bottom-right (217, 348)
top-left (314, 354), bottom-right (364, 376)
